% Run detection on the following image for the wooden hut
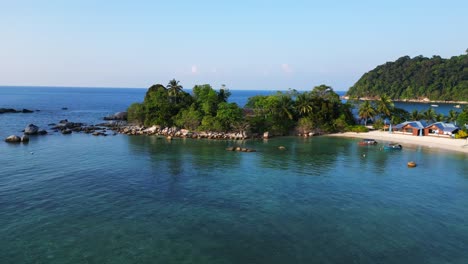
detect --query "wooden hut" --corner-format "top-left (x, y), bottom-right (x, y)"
top-left (424, 122), bottom-right (459, 137)
top-left (393, 121), bottom-right (425, 136)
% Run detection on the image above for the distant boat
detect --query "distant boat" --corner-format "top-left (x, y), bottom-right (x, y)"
top-left (358, 139), bottom-right (378, 145)
top-left (431, 104), bottom-right (439, 107)
top-left (383, 143), bottom-right (402, 150)
top-left (454, 105), bottom-right (461, 108)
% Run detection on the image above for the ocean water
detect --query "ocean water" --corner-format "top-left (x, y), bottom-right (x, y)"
top-left (1, 86), bottom-right (468, 264)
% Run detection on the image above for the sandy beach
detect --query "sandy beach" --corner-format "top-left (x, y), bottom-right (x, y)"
top-left (328, 131), bottom-right (468, 154)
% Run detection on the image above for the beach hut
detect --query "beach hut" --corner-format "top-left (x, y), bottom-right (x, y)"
top-left (424, 122), bottom-right (459, 137)
top-left (393, 121), bottom-right (425, 136)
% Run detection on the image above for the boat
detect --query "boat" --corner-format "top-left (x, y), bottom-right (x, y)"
top-left (431, 104), bottom-right (439, 107)
top-left (407, 161), bottom-right (417, 168)
top-left (383, 143), bottom-right (402, 150)
top-left (358, 139), bottom-right (378, 145)
top-left (454, 105), bottom-right (461, 108)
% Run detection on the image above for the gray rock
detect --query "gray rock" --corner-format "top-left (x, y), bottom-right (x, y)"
top-left (24, 124), bottom-right (39, 135)
top-left (21, 135), bottom-right (29, 142)
top-left (104, 112), bottom-right (128, 121)
top-left (62, 129), bottom-right (72, 134)
top-left (5, 135), bottom-right (21, 143)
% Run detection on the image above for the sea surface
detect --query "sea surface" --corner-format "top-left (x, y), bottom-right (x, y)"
top-left (1, 86), bottom-right (468, 264)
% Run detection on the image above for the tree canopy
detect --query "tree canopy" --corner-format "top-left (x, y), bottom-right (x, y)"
top-left (127, 81), bottom-right (357, 135)
top-left (346, 52), bottom-right (468, 101)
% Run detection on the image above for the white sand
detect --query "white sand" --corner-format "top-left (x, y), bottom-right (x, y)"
top-left (327, 131), bottom-right (468, 154)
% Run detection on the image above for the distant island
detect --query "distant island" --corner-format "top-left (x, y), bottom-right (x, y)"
top-left (346, 50), bottom-right (468, 102)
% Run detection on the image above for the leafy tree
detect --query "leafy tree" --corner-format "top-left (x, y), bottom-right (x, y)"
top-left (174, 104), bottom-right (202, 130)
top-left (215, 102), bottom-right (243, 131)
top-left (127, 103), bottom-right (145, 125)
top-left (456, 108), bottom-right (468, 126)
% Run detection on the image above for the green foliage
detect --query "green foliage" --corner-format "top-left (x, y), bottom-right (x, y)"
top-left (358, 101), bottom-right (375, 125)
top-left (173, 104), bottom-right (202, 130)
top-left (456, 108), bottom-right (468, 127)
top-left (455, 130), bottom-right (468, 139)
top-left (373, 119), bottom-right (384, 130)
top-left (345, 125), bottom-right (369, 133)
top-left (128, 80), bottom-right (356, 135)
top-left (347, 52), bottom-right (468, 101)
top-left (215, 102), bottom-right (243, 131)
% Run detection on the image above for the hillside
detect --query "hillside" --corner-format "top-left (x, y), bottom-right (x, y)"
top-left (346, 52), bottom-right (468, 101)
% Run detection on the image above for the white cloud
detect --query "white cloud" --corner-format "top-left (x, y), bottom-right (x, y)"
top-left (191, 65), bottom-right (198, 74)
top-left (281, 63), bottom-right (293, 73)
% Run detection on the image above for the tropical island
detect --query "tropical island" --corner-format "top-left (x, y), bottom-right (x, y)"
top-left (126, 80), bottom-right (359, 138)
top-left (346, 50), bottom-right (468, 102)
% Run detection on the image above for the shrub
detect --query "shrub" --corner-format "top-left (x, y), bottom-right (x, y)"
top-left (345, 125), bottom-right (369, 133)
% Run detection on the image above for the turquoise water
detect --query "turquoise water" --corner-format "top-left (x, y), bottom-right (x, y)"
top-left (1, 87), bottom-right (468, 263)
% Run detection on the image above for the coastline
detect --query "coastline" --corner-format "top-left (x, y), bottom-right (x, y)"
top-left (341, 96), bottom-right (468, 105)
top-left (327, 131), bottom-right (468, 154)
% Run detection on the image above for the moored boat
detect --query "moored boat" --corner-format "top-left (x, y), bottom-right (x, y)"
top-left (431, 104), bottom-right (439, 107)
top-left (454, 104), bottom-right (461, 108)
top-left (383, 143), bottom-right (402, 150)
top-left (358, 138), bottom-right (378, 145)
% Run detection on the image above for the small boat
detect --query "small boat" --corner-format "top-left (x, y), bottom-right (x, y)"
top-left (407, 161), bottom-right (417, 168)
top-left (431, 104), bottom-right (439, 107)
top-left (454, 105), bottom-right (461, 108)
top-left (358, 139), bottom-right (378, 145)
top-left (383, 143), bottom-right (402, 150)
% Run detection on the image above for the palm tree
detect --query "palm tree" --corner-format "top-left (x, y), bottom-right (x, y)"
top-left (423, 108), bottom-right (436, 123)
top-left (446, 109), bottom-right (458, 123)
top-left (435, 113), bottom-right (445, 122)
top-left (376, 94), bottom-right (394, 118)
top-left (358, 101), bottom-right (376, 126)
top-left (166, 79), bottom-right (183, 103)
top-left (295, 92), bottom-right (313, 117)
top-left (410, 110), bottom-right (421, 120)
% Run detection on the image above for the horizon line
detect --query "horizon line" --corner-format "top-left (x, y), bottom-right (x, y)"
top-left (0, 85), bottom-right (349, 92)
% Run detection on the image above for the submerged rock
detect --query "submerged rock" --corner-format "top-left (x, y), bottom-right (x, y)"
top-left (5, 135), bottom-right (21, 143)
top-left (21, 135), bottom-right (29, 142)
top-left (24, 124), bottom-right (39, 135)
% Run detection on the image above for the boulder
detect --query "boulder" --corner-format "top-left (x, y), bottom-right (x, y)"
top-left (21, 135), bottom-right (29, 142)
top-left (62, 129), bottom-right (72, 134)
top-left (38, 130), bottom-right (48, 135)
top-left (24, 124), bottom-right (39, 135)
top-left (21, 109), bottom-right (34, 113)
top-left (0, 108), bottom-right (19, 114)
top-left (104, 112), bottom-right (127, 120)
top-left (5, 135), bottom-right (21, 143)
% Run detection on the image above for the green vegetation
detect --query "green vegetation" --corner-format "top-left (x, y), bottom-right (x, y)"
top-left (347, 52), bottom-right (468, 101)
top-left (127, 81), bottom-right (355, 135)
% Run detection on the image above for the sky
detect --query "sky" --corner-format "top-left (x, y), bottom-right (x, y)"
top-left (0, 0), bottom-right (467, 91)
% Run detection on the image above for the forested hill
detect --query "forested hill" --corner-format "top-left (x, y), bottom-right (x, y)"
top-left (346, 52), bottom-right (468, 101)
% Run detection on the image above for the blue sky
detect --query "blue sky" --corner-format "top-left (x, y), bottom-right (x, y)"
top-left (0, 0), bottom-right (466, 90)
